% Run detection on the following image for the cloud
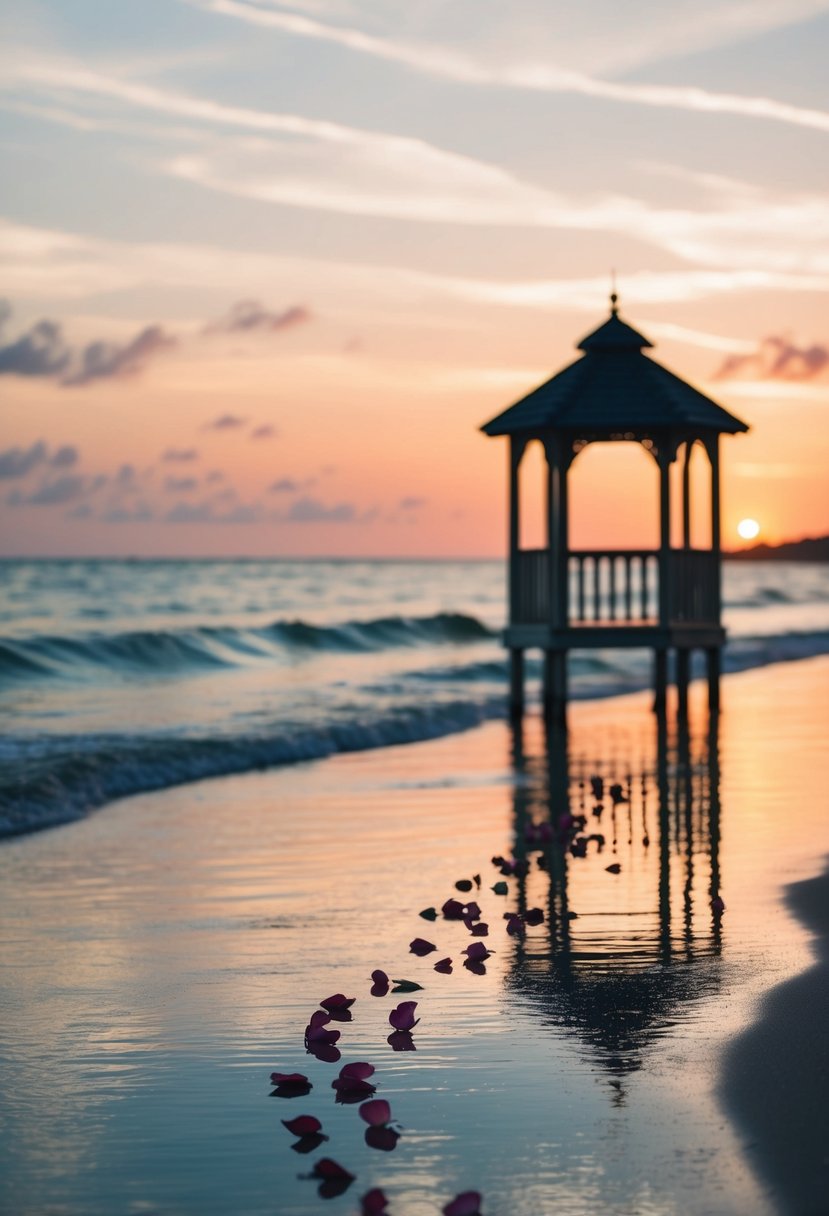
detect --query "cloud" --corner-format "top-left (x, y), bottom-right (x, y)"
top-left (24, 474), bottom-right (88, 505)
top-left (102, 503), bottom-right (155, 523)
top-left (50, 444), bottom-right (78, 468)
top-left (164, 498), bottom-right (264, 523)
top-left (115, 464), bottom-right (136, 485)
top-left (62, 324), bottom-right (177, 386)
top-left (284, 495), bottom-right (357, 522)
top-left (399, 495), bottom-right (427, 510)
top-left (187, 0), bottom-right (829, 133)
top-left (205, 469), bottom-right (224, 483)
top-left (0, 440), bottom-right (47, 478)
top-left (250, 424), bottom-right (277, 440)
top-left (0, 319), bottom-right (70, 377)
top-left (270, 477), bottom-right (301, 493)
top-left (207, 299), bottom-right (311, 334)
top-left (0, 304), bottom-right (175, 385)
top-left (164, 475), bottom-right (198, 492)
top-left (713, 335), bottom-right (829, 381)
top-left (204, 413), bottom-right (247, 429)
top-left (162, 447), bottom-right (199, 462)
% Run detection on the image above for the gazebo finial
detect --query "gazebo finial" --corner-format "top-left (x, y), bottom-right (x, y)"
top-left (610, 268), bottom-right (618, 314)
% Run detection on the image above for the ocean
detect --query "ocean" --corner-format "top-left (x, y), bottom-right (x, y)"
top-left (2, 557), bottom-right (828, 837)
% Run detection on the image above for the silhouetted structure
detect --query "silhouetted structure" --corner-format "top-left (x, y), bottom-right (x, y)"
top-left (481, 296), bottom-right (748, 719)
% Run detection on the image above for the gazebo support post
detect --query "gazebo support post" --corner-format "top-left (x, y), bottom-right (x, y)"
top-left (509, 649), bottom-right (525, 719)
top-left (676, 648), bottom-right (690, 719)
top-left (706, 648), bottom-right (720, 712)
top-left (508, 437), bottom-right (526, 717)
top-left (654, 649), bottom-right (668, 714)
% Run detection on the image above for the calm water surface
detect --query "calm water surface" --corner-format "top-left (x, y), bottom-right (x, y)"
top-left (2, 661), bottom-right (827, 1215)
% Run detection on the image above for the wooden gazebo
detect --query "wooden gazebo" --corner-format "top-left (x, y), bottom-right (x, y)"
top-left (481, 296), bottom-right (748, 719)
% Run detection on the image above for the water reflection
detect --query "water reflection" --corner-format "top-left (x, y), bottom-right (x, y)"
top-left (506, 700), bottom-right (724, 1076)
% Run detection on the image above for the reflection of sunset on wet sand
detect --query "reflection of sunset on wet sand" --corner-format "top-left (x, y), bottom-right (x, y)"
top-left (2, 658), bottom-right (827, 1214)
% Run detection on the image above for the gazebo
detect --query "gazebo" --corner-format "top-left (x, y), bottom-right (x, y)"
top-left (481, 296), bottom-right (748, 719)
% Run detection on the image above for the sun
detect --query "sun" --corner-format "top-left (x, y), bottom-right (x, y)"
top-left (737, 518), bottom-right (761, 541)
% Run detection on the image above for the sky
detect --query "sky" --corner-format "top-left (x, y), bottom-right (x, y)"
top-left (0, 0), bottom-right (827, 557)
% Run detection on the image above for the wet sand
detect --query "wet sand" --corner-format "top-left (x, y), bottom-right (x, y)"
top-left (1, 657), bottom-right (828, 1215)
top-left (721, 862), bottom-right (829, 1216)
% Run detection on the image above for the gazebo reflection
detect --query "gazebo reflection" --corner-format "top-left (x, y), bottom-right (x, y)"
top-left (505, 696), bottom-right (723, 1078)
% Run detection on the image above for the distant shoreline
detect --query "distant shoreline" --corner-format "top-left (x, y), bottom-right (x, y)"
top-left (726, 534), bottom-right (829, 562)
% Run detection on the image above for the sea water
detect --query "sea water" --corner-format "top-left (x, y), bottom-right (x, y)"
top-left (1, 558), bottom-right (828, 835)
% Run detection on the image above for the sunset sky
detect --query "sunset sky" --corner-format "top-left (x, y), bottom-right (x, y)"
top-left (1, 0), bottom-right (827, 557)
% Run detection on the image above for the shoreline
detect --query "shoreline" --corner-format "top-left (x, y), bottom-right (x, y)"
top-left (4, 649), bottom-right (829, 842)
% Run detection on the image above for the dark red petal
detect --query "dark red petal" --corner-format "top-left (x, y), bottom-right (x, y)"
top-left (443, 1191), bottom-right (483, 1216)
top-left (313, 1157), bottom-right (355, 1181)
top-left (358, 1098), bottom-right (391, 1126)
top-left (434, 957), bottom-right (453, 973)
top-left (361, 1189), bottom-right (389, 1216)
top-left (282, 1115), bottom-right (322, 1136)
top-left (409, 938), bottom-right (436, 957)
top-left (270, 1071), bottom-right (310, 1087)
top-left (340, 1061), bottom-right (376, 1080)
top-left (320, 994), bottom-right (355, 1012)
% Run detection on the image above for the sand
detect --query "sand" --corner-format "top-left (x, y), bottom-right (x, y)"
top-left (1, 657), bottom-right (828, 1215)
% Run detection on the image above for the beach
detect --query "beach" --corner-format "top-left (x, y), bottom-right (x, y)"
top-left (2, 655), bottom-right (828, 1215)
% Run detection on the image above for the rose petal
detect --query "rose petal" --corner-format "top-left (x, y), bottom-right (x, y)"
top-left (455, 879), bottom-right (473, 892)
top-left (525, 907), bottom-right (544, 926)
top-left (492, 881), bottom-right (508, 895)
top-left (282, 1115), bottom-right (322, 1136)
top-left (361, 1189), bottom-right (389, 1216)
top-left (313, 1158), bottom-right (355, 1181)
top-left (441, 899), bottom-right (465, 920)
top-left (434, 957), bottom-right (453, 974)
top-left (462, 942), bottom-right (491, 962)
top-left (391, 979), bottom-right (423, 993)
top-left (419, 907), bottom-right (438, 921)
top-left (389, 1000), bottom-right (419, 1031)
top-left (320, 994), bottom-right (355, 1012)
top-left (469, 922), bottom-right (489, 937)
top-left (270, 1071), bottom-right (310, 1088)
top-left (359, 1098), bottom-right (391, 1127)
top-left (340, 1062), bottom-right (375, 1080)
top-left (409, 938), bottom-right (436, 957)
top-left (443, 1192), bottom-right (482, 1216)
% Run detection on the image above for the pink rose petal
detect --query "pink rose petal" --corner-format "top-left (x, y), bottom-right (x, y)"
top-left (434, 957), bottom-right (453, 974)
top-left (320, 994), bottom-right (355, 1012)
top-left (313, 1157), bottom-right (354, 1181)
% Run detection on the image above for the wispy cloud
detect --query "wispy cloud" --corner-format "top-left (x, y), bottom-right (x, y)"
top-left (0, 440), bottom-right (48, 479)
top-left (162, 447), bottom-right (199, 462)
top-left (188, 0), bottom-right (829, 134)
top-left (204, 413), bottom-right (247, 429)
top-left (206, 299), bottom-right (311, 334)
top-left (713, 335), bottom-right (829, 381)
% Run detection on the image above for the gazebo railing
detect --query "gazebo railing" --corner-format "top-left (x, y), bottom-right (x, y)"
top-left (513, 548), bottom-right (719, 627)
top-left (569, 550), bottom-right (659, 623)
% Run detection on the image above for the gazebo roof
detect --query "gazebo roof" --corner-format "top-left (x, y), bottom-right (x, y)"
top-left (482, 303), bottom-right (749, 438)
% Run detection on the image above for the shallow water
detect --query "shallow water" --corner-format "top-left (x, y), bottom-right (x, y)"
top-left (2, 558), bottom-right (829, 835)
top-left (2, 660), bottom-right (827, 1215)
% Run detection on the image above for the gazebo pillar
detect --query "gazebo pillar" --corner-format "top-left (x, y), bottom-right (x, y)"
top-left (655, 444), bottom-right (673, 713)
top-left (542, 438), bottom-right (569, 724)
top-left (705, 434), bottom-right (722, 712)
top-left (508, 436), bottom-right (526, 717)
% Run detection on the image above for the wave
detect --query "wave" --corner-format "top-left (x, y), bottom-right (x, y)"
top-left (0, 696), bottom-right (507, 838)
top-left (0, 612), bottom-right (495, 684)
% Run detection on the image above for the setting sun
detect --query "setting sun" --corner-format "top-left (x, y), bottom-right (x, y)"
top-left (737, 518), bottom-right (761, 540)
